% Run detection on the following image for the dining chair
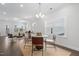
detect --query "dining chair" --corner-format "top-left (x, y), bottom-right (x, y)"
top-left (31, 36), bottom-right (43, 56)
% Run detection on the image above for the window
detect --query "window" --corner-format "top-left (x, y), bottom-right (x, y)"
top-left (53, 18), bottom-right (64, 36)
top-left (45, 18), bottom-right (65, 37)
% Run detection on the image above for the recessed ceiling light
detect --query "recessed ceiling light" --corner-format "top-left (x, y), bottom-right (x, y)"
top-left (20, 4), bottom-right (24, 7)
top-left (3, 12), bottom-right (7, 15)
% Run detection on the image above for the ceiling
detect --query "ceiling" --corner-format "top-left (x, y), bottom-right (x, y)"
top-left (0, 3), bottom-right (68, 21)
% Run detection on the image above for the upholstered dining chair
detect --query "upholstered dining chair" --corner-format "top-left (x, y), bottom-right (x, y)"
top-left (31, 36), bottom-right (44, 56)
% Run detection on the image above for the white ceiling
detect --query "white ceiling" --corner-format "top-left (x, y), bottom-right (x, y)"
top-left (0, 3), bottom-right (68, 21)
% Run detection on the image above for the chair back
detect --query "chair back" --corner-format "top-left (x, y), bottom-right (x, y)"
top-left (36, 32), bottom-right (42, 36)
top-left (32, 37), bottom-right (43, 45)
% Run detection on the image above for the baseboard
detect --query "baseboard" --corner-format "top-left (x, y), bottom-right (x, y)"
top-left (47, 41), bottom-right (79, 53)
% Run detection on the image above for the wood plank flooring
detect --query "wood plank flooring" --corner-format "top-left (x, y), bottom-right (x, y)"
top-left (0, 36), bottom-right (79, 56)
top-left (19, 39), bottom-right (72, 56)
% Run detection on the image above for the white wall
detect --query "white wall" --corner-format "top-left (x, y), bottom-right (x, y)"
top-left (53, 4), bottom-right (79, 51)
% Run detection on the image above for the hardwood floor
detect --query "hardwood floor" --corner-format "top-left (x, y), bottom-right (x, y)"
top-left (0, 37), bottom-right (22, 56)
top-left (19, 39), bottom-right (71, 56)
top-left (19, 39), bottom-right (79, 56)
top-left (0, 36), bottom-right (79, 56)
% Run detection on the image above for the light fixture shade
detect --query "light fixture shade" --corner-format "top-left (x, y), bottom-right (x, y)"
top-left (35, 14), bottom-right (39, 18)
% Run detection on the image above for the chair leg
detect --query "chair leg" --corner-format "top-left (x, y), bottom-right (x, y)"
top-left (31, 45), bottom-right (33, 56)
top-left (54, 42), bottom-right (56, 50)
top-left (24, 39), bottom-right (26, 48)
top-left (45, 41), bottom-right (46, 51)
top-left (42, 48), bottom-right (43, 56)
top-left (44, 40), bottom-right (47, 56)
